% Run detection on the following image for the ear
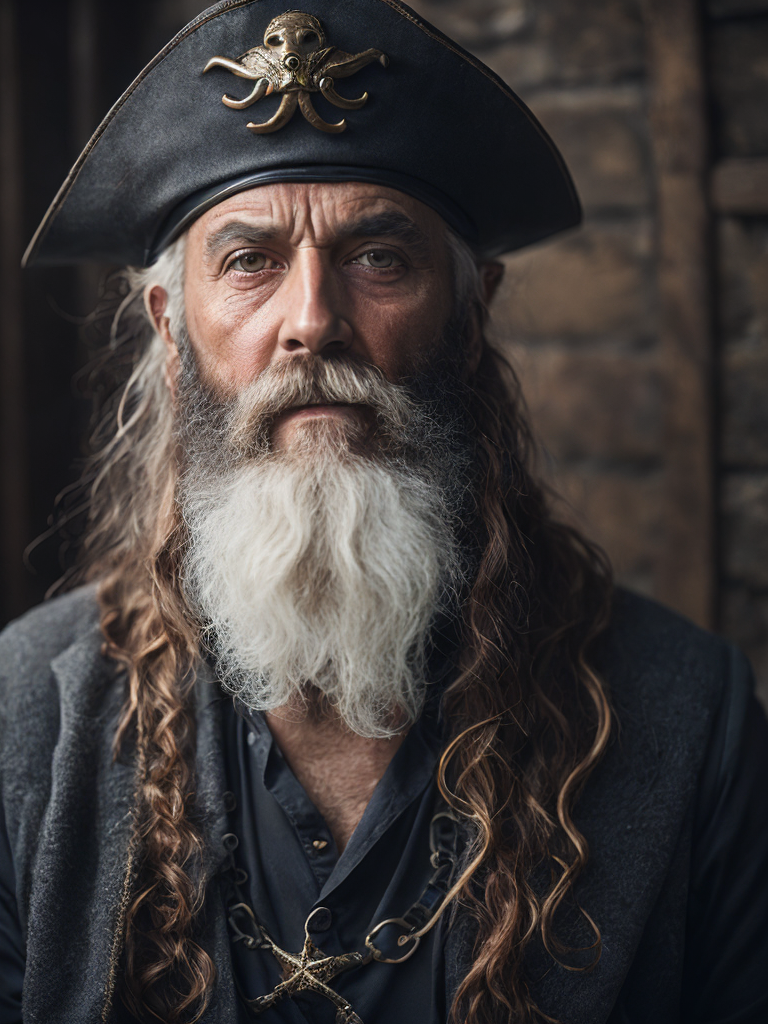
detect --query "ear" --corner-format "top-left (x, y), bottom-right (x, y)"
top-left (463, 261), bottom-right (504, 376)
top-left (463, 314), bottom-right (484, 377)
top-left (480, 260), bottom-right (505, 305)
top-left (145, 284), bottom-right (180, 396)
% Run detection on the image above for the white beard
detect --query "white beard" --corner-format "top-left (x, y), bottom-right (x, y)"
top-left (179, 358), bottom-right (467, 738)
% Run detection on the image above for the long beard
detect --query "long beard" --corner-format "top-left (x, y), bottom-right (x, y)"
top-left (178, 345), bottom-right (472, 738)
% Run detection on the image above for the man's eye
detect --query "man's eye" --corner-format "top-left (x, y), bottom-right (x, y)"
top-left (353, 250), bottom-right (402, 269)
top-left (230, 253), bottom-right (270, 273)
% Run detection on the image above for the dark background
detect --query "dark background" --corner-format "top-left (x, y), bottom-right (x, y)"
top-left (2, 0), bottom-right (768, 702)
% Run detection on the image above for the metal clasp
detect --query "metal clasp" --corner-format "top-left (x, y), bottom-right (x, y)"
top-left (364, 917), bottom-right (421, 964)
top-left (228, 902), bottom-right (269, 951)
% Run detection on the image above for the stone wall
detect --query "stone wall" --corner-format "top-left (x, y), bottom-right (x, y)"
top-left (712, 6), bottom-right (768, 697)
top-left (407, 0), bottom-right (768, 703)
top-left (408, 0), bottom-right (661, 595)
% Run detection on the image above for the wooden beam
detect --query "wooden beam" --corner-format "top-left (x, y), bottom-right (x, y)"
top-left (0, 0), bottom-right (30, 621)
top-left (641, 0), bottom-right (715, 628)
top-left (712, 157), bottom-right (768, 214)
top-left (708, 0), bottom-right (768, 18)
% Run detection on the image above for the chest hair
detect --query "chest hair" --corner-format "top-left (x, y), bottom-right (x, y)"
top-left (266, 707), bottom-right (407, 851)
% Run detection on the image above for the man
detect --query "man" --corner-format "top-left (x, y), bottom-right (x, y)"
top-left (2, 1), bottom-right (767, 1022)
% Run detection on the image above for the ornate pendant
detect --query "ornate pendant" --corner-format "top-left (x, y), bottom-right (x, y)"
top-left (230, 903), bottom-right (368, 1023)
top-left (225, 806), bottom-right (459, 1021)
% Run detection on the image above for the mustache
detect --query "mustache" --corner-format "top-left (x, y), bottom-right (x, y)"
top-left (223, 355), bottom-right (419, 457)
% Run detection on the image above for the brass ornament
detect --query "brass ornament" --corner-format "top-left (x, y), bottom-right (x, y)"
top-left (225, 807), bottom-right (460, 1023)
top-left (230, 903), bottom-right (366, 1023)
top-left (203, 11), bottom-right (388, 134)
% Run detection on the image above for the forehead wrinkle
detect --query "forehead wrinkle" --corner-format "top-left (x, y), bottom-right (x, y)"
top-left (200, 202), bottom-right (439, 264)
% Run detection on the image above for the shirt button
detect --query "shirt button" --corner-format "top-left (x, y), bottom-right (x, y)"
top-left (307, 906), bottom-right (333, 932)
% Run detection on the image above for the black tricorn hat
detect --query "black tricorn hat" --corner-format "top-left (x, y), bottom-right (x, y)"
top-left (23, 0), bottom-right (581, 268)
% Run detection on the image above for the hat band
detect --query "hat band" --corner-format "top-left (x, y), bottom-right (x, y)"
top-left (148, 165), bottom-right (477, 264)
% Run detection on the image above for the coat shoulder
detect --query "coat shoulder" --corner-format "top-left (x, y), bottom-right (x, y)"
top-left (0, 585), bottom-right (104, 721)
top-left (599, 588), bottom-right (748, 718)
top-left (0, 585), bottom-right (101, 671)
top-left (593, 589), bottom-right (756, 815)
top-left (605, 587), bottom-right (728, 658)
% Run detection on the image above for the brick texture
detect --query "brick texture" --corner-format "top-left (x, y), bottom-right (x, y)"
top-left (718, 212), bottom-right (768, 702)
top-left (408, 0), bottom-right (768, 705)
top-left (511, 347), bottom-right (660, 462)
top-left (409, 0), bottom-right (661, 602)
top-left (531, 87), bottom-right (651, 213)
top-left (495, 222), bottom-right (654, 342)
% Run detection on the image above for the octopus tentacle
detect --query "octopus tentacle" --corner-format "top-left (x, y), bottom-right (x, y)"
top-left (222, 77), bottom-right (272, 110)
top-left (203, 55), bottom-right (264, 79)
top-left (319, 78), bottom-right (368, 110)
top-left (320, 48), bottom-right (388, 79)
top-left (247, 91), bottom-right (299, 134)
top-left (298, 91), bottom-right (346, 133)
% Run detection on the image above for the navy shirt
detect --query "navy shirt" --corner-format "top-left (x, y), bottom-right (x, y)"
top-left (218, 695), bottom-right (450, 1024)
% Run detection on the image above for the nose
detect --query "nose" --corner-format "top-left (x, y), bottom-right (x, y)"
top-left (275, 248), bottom-right (353, 358)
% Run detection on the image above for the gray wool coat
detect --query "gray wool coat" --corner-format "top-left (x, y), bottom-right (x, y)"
top-left (0, 585), bottom-right (766, 1024)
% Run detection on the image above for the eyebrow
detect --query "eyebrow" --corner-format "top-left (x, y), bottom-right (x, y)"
top-left (203, 210), bottom-right (433, 263)
top-left (204, 222), bottom-right (279, 262)
top-left (336, 212), bottom-right (432, 261)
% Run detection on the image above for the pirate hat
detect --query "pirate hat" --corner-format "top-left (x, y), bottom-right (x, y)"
top-left (23, 0), bottom-right (581, 267)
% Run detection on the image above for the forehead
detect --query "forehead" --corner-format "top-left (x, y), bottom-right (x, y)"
top-left (187, 180), bottom-right (450, 249)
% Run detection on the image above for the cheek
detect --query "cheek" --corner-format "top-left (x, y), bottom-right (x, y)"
top-left (353, 293), bottom-right (449, 379)
top-left (185, 294), bottom-right (277, 388)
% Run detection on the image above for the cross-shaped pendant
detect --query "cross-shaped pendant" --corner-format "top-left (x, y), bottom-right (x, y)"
top-left (241, 917), bottom-right (368, 1024)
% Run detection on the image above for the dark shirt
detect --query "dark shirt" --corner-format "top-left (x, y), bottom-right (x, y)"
top-left (218, 695), bottom-right (449, 1024)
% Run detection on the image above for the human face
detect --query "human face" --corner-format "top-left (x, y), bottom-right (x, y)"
top-left (177, 181), bottom-right (455, 448)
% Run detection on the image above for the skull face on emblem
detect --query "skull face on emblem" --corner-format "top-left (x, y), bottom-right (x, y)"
top-left (262, 11), bottom-right (327, 71)
top-left (203, 10), bottom-right (388, 134)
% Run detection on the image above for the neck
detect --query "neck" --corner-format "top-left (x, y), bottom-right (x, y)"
top-left (265, 701), bottom-right (409, 852)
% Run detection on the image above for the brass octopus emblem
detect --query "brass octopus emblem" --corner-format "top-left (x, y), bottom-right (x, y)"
top-left (203, 11), bottom-right (388, 134)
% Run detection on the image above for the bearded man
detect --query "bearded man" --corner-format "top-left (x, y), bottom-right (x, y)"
top-left (2, 2), bottom-right (767, 1023)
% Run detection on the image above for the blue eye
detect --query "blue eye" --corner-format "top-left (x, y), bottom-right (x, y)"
top-left (354, 250), bottom-right (402, 269)
top-left (231, 253), bottom-right (269, 272)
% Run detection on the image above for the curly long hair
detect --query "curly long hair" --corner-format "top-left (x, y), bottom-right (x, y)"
top-left (62, 232), bottom-right (612, 1023)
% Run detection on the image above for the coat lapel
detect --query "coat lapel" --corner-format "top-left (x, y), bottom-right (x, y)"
top-left (22, 627), bottom-right (241, 1023)
top-left (21, 625), bottom-right (135, 1024)
top-left (193, 664), bottom-right (244, 1021)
